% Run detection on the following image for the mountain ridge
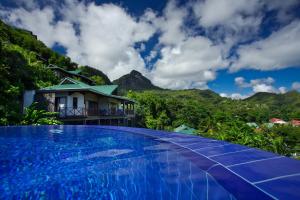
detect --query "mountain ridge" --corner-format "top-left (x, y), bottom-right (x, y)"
top-left (113, 70), bottom-right (162, 94)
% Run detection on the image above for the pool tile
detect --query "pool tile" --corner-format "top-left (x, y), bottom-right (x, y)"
top-left (178, 150), bottom-right (218, 171)
top-left (184, 141), bottom-right (228, 150)
top-left (229, 157), bottom-right (300, 183)
top-left (95, 126), bottom-right (300, 200)
top-left (255, 174), bottom-right (300, 200)
top-left (211, 148), bottom-right (279, 166)
top-left (194, 143), bottom-right (249, 157)
top-left (208, 165), bottom-right (273, 200)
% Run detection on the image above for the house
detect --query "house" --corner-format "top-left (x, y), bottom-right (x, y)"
top-left (269, 118), bottom-right (287, 124)
top-left (23, 77), bottom-right (135, 126)
top-left (174, 124), bottom-right (197, 135)
top-left (291, 119), bottom-right (300, 127)
top-left (48, 65), bottom-right (95, 85)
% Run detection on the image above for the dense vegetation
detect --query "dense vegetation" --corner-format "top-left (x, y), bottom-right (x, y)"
top-left (128, 90), bottom-right (300, 158)
top-left (0, 20), bottom-right (68, 125)
top-left (79, 65), bottom-right (112, 85)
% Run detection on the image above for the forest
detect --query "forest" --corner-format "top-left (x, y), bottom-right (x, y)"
top-left (127, 90), bottom-right (300, 158)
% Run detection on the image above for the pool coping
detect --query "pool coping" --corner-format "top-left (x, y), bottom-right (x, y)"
top-left (95, 125), bottom-right (300, 200)
top-left (1, 125), bottom-right (300, 199)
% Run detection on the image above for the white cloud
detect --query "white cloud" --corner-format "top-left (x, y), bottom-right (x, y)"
top-left (292, 82), bottom-right (300, 90)
top-left (154, 1), bottom-right (187, 46)
top-left (149, 1), bottom-right (227, 89)
top-left (220, 93), bottom-right (249, 100)
top-left (193, 0), bottom-right (261, 28)
top-left (234, 77), bottom-right (250, 88)
top-left (278, 87), bottom-right (287, 94)
top-left (231, 20), bottom-right (300, 71)
top-left (252, 83), bottom-right (276, 93)
top-left (150, 36), bottom-right (226, 89)
top-left (235, 76), bottom-right (287, 94)
top-left (3, 7), bottom-right (57, 46)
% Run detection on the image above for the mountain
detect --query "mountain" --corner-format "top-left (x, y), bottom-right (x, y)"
top-left (145, 89), bottom-right (223, 104)
top-left (244, 91), bottom-right (300, 120)
top-left (113, 70), bottom-right (162, 94)
top-left (245, 92), bottom-right (278, 102)
top-left (245, 91), bottom-right (300, 107)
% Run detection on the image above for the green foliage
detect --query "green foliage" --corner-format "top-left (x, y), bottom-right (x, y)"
top-left (90, 75), bottom-right (105, 85)
top-left (79, 65), bottom-right (111, 84)
top-left (21, 103), bottom-right (62, 125)
top-left (128, 90), bottom-right (300, 158)
top-left (0, 20), bottom-right (62, 125)
top-left (0, 20), bottom-right (75, 70)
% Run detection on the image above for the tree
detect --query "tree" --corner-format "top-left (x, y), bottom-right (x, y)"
top-left (21, 103), bottom-right (62, 125)
top-left (90, 75), bottom-right (105, 85)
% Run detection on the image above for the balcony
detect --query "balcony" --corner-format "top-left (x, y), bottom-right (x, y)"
top-left (57, 107), bottom-right (134, 118)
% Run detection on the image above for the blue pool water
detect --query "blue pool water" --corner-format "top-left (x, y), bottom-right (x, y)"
top-left (0, 126), bottom-right (236, 199)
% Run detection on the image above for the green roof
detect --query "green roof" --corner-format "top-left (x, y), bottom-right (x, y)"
top-left (40, 77), bottom-right (133, 102)
top-left (90, 85), bottom-right (118, 95)
top-left (263, 123), bottom-right (274, 128)
top-left (60, 77), bottom-right (90, 86)
top-left (246, 122), bottom-right (259, 128)
top-left (48, 66), bottom-right (94, 84)
top-left (67, 69), bottom-right (82, 75)
top-left (174, 124), bottom-right (197, 135)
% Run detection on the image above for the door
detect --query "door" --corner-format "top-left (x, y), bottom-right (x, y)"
top-left (55, 97), bottom-right (66, 117)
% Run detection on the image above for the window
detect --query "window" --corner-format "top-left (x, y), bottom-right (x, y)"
top-left (73, 97), bottom-right (78, 109)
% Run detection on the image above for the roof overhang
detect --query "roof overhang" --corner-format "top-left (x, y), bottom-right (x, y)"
top-left (37, 88), bottom-right (135, 103)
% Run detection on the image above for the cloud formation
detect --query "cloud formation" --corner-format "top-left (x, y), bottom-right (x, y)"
top-left (220, 93), bottom-right (249, 100)
top-left (0, 0), bottom-right (300, 90)
top-left (235, 77), bottom-right (286, 94)
top-left (292, 82), bottom-right (300, 90)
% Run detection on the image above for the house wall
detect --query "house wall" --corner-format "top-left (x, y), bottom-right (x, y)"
top-left (85, 93), bottom-right (98, 110)
top-left (98, 96), bottom-right (109, 110)
top-left (23, 90), bottom-right (36, 112)
top-left (54, 92), bottom-right (85, 116)
top-left (67, 92), bottom-right (85, 109)
top-left (55, 92), bottom-right (68, 110)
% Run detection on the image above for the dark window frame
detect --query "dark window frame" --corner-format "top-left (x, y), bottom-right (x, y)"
top-left (73, 97), bottom-right (78, 109)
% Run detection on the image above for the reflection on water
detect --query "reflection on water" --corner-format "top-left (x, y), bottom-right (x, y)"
top-left (62, 149), bottom-right (133, 162)
top-left (0, 126), bottom-right (236, 199)
top-left (49, 129), bottom-right (64, 134)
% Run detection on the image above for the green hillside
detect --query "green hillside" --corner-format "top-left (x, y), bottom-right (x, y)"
top-left (0, 20), bottom-right (110, 124)
top-left (245, 91), bottom-right (300, 120)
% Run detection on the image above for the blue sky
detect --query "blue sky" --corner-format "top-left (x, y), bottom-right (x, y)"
top-left (1, 0), bottom-right (300, 98)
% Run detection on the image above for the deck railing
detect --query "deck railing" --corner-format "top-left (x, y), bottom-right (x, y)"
top-left (57, 107), bottom-right (134, 118)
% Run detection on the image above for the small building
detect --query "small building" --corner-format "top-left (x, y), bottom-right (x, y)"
top-left (246, 122), bottom-right (259, 128)
top-left (263, 123), bottom-right (274, 129)
top-left (24, 77), bottom-right (135, 126)
top-left (48, 65), bottom-right (95, 85)
top-left (291, 119), bottom-right (300, 127)
top-left (269, 118), bottom-right (287, 124)
top-left (174, 125), bottom-right (197, 135)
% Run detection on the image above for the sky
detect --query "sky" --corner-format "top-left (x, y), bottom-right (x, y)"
top-left (1, 0), bottom-right (300, 99)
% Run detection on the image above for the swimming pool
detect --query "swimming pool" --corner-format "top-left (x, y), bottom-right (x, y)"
top-left (0, 126), bottom-right (299, 199)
